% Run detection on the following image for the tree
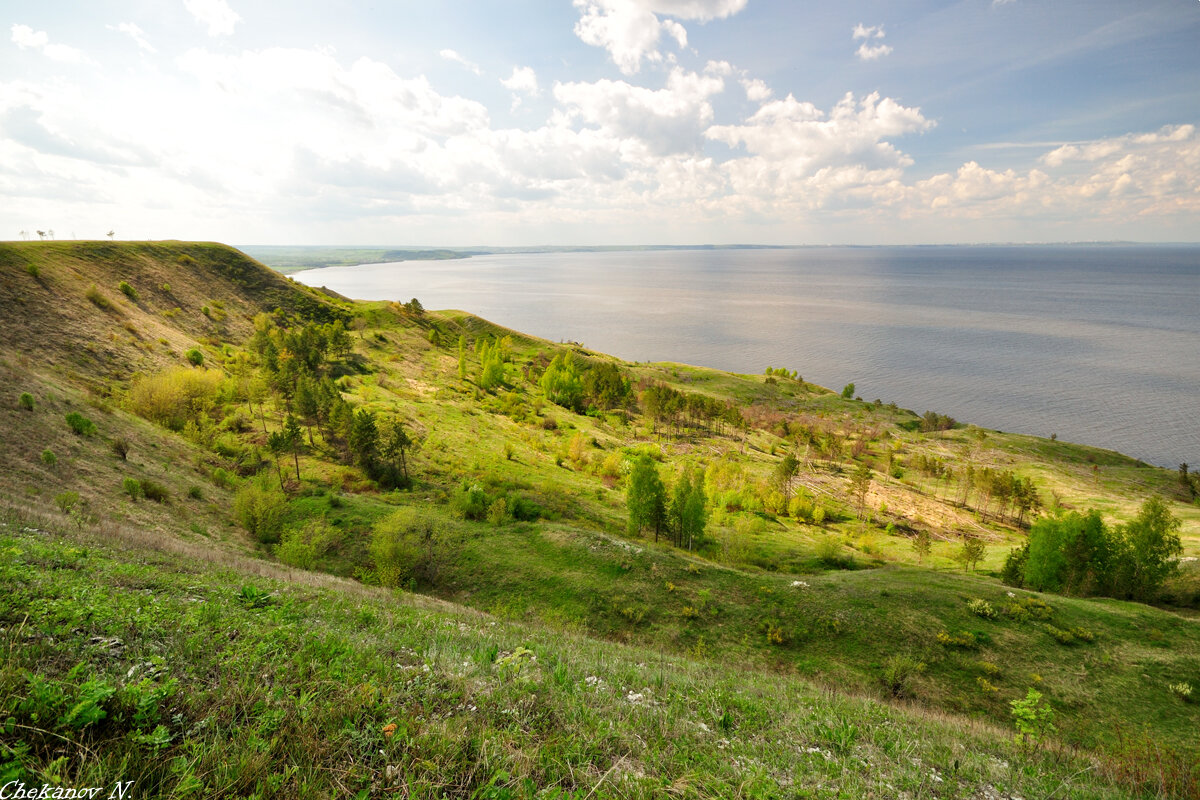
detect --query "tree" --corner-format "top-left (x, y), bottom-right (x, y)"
top-left (266, 430), bottom-right (290, 489)
top-left (379, 416), bottom-right (415, 489)
top-left (773, 453), bottom-right (799, 504)
top-left (668, 468), bottom-right (708, 550)
top-left (540, 353), bottom-right (582, 410)
top-left (1118, 496), bottom-right (1183, 601)
top-left (283, 415), bottom-right (303, 481)
top-left (626, 454), bottom-right (666, 541)
top-left (956, 535), bottom-right (985, 572)
top-left (912, 529), bottom-right (932, 564)
top-left (841, 382), bottom-right (855, 399)
top-left (848, 463), bottom-right (872, 519)
top-left (348, 409), bottom-right (380, 476)
top-left (1181, 463), bottom-right (1195, 500)
top-left (106, 230), bottom-right (115, 241)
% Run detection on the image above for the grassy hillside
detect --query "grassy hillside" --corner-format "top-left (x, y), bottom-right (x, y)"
top-left (1, 241), bottom-right (1198, 797)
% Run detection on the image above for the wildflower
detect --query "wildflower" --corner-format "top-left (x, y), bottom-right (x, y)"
top-left (791, 580), bottom-right (809, 588)
top-left (382, 723), bottom-right (397, 738)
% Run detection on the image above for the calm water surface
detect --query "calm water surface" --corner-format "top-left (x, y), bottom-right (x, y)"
top-left (293, 246), bottom-right (1200, 468)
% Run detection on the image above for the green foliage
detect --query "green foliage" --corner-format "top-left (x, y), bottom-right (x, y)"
top-left (85, 284), bottom-right (116, 312)
top-left (956, 535), bottom-right (985, 572)
top-left (487, 497), bottom-right (509, 526)
top-left (139, 479), bottom-right (170, 503)
top-left (211, 467), bottom-right (236, 490)
top-left (911, 529), bottom-right (932, 564)
top-left (59, 678), bottom-right (116, 730)
top-left (187, 485), bottom-right (204, 500)
top-left (25, 262), bottom-right (39, 279)
top-left (1010, 689), bottom-right (1056, 750)
top-left (840, 382), bottom-right (855, 399)
top-left (278, 519), bottom-right (339, 570)
top-left (540, 353), bottom-right (582, 409)
top-left (233, 478), bottom-right (288, 543)
top-left (40, 448), bottom-right (57, 466)
top-left (967, 598), bottom-right (997, 619)
top-left (128, 367), bottom-right (223, 431)
top-left (815, 535), bottom-right (846, 567)
top-left (1120, 496), bottom-right (1184, 601)
top-left (626, 454), bottom-right (666, 539)
top-left (54, 491), bottom-right (80, 515)
top-left (110, 436), bottom-right (129, 460)
top-left (667, 468), bottom-right (708, 550)
top-left (451, 483), bottom-right (489, 521)
top-left (1000, 543), bottom-right (1028, 587)
top-left (881, 654), bottom-right (925, 698)
top-left (118, 280), bottom-right (139, 302)
top-left (18, 392), bottom-right (34, 411)
top-left (370, 507), bottom-right (454, 587)
top-left (1022, 500), bottom-right (1182, 601)
top-left (65, 411), bottom-right (97, 436)
top-left (185, 347), bottom-right (204, 366)
top-left (122, 477), bottom-right (143, 501)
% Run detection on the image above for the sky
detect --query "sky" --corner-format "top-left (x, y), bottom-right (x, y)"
top-left (2, 0), bottom-right (1199, 246)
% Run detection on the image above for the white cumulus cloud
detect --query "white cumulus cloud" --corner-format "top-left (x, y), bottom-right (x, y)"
top-left (184, 0), bottom-right (241, 37)
top-left (440, 49), bottom-right (483, 75)
top-left (852, 23), bottom-right (892, 61)
top-left (108, 22), bottom-right (157, 54)
top-left (572, 0), bottom-right (748, 75)
top-left (501, 66), bottom-right (539, 95)
top-left (10, 24), bottom-right (86, 63)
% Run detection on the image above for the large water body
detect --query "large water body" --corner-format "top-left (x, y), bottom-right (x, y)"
top-left (292, 245), bottom-right (1200, 468)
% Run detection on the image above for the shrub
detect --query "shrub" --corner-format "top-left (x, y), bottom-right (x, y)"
top-left (1010, 688), bottom-right (1056, 750)
top-left (187, 485), bottom-right (204, 500)
top-left (111, 437), bottom-right (129, 460)
top-left (233, 480), bottom-right (287, 543)
top-left (185, 348), bottom-right (204, 367)
top-left (65, 412), bottom-right (97, 436)
top-left (487, 497), bottom-right (508, 526)
top-left (450, 483), bottom-right (489, 521)
top-left (128, 367), bottom-right (223, 431)
top-left (967, 598), bottom-right (998, 619)
top-left (881, 654), bottom-right (925, 698)
top-left (40, 449), bottom-right (56, 467)
top-left (937, 630), bottom-right (979, 649)
top-left (278, 520), bottom-right (339, 570)
top-left (370, 508), bottom-right (454, 587)
top-left (1169, 682), bottom-right (1194, 702)
top-left (18, 392), bottom-right (34, 411)
top-left (54, 491), bottom-right (79, 515)
top-left (122, 477), bottom-right (143, 501)
top-left (815, 534), bottom-right (844, 567)
top-left (118, 281), bottom-right (139, 302)
top-left (25, 263), bottom-right (39, 279)
top-left (211, 468), bottom-right (236, 490)
top-left (85, 285), bottom-right (116, 312)
top-left (139, 479), bottom-right (170, 503)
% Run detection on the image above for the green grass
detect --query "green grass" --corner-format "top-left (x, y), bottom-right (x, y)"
top-left (2, 512), bottom-right (1182, 799)
top-left (3, 240), bottom-right (1200, 797)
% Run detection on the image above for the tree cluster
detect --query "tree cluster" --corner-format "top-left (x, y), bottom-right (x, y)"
top-left (638, 381), bottom-right (744, 437)
top-left (1002, 497), bottom-right (1183, 602)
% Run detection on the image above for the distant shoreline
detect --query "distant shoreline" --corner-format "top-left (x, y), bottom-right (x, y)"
top-left (243, 241), bottom-right (1200, 274)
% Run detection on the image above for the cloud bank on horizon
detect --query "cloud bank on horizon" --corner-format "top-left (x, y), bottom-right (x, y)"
top-left (1, 0), bottom-right (1198, 245)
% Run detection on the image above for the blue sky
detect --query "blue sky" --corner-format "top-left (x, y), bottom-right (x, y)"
top-left (3, 0), bottom-right (1198, 245)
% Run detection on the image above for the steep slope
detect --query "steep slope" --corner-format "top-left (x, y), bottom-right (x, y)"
top-left (1, 241), bottom-right (1198, 798)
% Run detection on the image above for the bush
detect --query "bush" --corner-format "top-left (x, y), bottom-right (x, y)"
top-left (185, 348), bottom-right (204, 367)
top-left (54, 491), bottom-right (80, 515)
top-left (187, 485), bottom-right (204, 500)
top-left (211, 468), bottom-right (236, 490)
top-left (40, 449), bottom-right (56, 467)
top-left (278, 520), bottom-right (339, 570)
top-left (233, 480), bottom-right (287, 543)
top-left (881, 654), bottom-right (925, 698)
top-left (25, 263), bottom-right (39, 279)
top-left (370, 508), bottom-right (454, 587)
top-left (487, 497), bottom-right (508, 526)
top-left (65, 412), bottom-right (97, 436)
top-left (128, 367), bottom-right (223, 431)
top-left (139, 479), bottom-right (170, 503)
top-left (967, 598), bottom-right (998, 619)
top-left (110, 437), bottom-right (129, 460)
top-left (450, 483), bottom-right (489, 521)
top-left (18, 392), bottom-right (34, 411)
top-left (937, 630), bottom-right (979, 649)
top-left (118, 281), bottom-right (139, 302)
top-left (85, 285), bottom-right (116, 312)
top-left (122, 477), bottom-right (143, 501)
top-left (815, 534), bottom-right (845, 567)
